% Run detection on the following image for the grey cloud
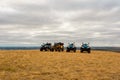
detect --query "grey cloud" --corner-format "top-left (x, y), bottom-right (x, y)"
top-left (0, 0), bottom-right (120, 46)
top-left (50, 0), bottom-right (120, 11)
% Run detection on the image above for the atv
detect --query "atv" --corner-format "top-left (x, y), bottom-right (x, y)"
top-left (80, 43), bottom-right (91, 53)
top-left (40, 43), bottom-right (52, 51)
top-left (66, 43), bottom-right (76, 52)
top-left (51, 42), bottom-right (64, 52)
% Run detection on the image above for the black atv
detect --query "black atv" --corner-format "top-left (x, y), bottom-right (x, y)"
top-left (66, 43), bottom-right (76, 52)
top-left (80, 43), bottom-right (91, 53)
top-left (40, 43), bottom-right (52, 51)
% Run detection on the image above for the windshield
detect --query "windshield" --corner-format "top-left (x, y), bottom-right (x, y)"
top-left (82, 44), bottom-right (89, 48)
top-left (69, 44), bottom-right (74, 47)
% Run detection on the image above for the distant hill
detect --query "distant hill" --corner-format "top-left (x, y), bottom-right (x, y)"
top-left (0, 47), bottom-right (40, 50)
top-left (92, 47), bottom-right (120, 53)
top-left (0, 46), bottom-right (119, 53)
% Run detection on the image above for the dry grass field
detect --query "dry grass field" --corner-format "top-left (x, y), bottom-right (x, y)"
top-left (0, 50), bottom-right (120, 80)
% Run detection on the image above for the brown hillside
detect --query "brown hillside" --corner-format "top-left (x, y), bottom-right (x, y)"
top-left (0, 50), bottom-right (120, 80)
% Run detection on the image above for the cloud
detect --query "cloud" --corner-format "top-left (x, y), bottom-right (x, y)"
top-left (0, 0), bottom-right (120, 46)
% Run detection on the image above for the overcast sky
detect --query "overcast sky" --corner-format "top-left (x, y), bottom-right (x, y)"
top-left (0, 0), bottom-right (120, 47)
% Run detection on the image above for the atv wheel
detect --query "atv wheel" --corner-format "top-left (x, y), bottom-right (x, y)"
top-left (88, 50), bottom-right (91, 53)
top-left (74, 50), bottom-right (76, 52)
top-left (81, 50), bottom-right (83, 53)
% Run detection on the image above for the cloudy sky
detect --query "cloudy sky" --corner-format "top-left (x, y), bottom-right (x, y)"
top-left (0, 0), bottom-right (120, 47)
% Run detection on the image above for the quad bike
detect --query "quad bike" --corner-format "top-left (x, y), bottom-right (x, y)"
top-left (51, 42), bottom-right (64, 52)
top-left (66, 43), bottom-right (76, 52)
top-left (80, 43), bottom-right (91, 53)
top-left (40, 43), bottom-right (52, 51)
